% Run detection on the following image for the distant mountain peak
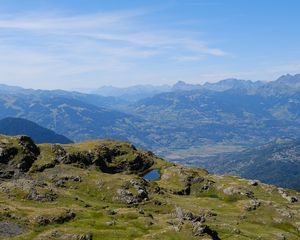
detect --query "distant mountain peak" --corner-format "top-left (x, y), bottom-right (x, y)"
top-left (173, 80), bottom-right (187, 86)
top-left (202, 78), bottom-right (264, 92)
top-left (172, 81), bottom-right (202, 91)
top-left (91, 84), bottom-right (172, 101)
top-left (276, 73), bottom-right (300, 85)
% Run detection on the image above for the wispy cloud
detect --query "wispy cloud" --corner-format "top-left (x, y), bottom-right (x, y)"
top-left (0, 10), bottom-right (142, 30)
top-left (0, 9), bottom-right (227, 88)
top-left (172, 55), bottom-right (205, 62)
top-left (0, 10), bottom-right (226, 55)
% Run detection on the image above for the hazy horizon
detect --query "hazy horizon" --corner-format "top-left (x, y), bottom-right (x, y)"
top-left (0, 0), bottom-right (300, 90)
top-left (0, 73), bottom-right (290, 92)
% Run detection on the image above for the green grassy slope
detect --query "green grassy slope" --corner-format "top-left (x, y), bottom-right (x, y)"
top-left (0, 135), bottom-right (299, 240)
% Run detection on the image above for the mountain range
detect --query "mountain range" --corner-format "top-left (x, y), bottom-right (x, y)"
top-left (1, 74), bottom-right (300, 190)
top-left (0, 89), bottom-right (142, 143)
top-left (91, 84), bottom-right (172, 102)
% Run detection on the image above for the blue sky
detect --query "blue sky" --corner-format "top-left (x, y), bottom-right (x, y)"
top-left (0, 0), bottom-right (300, 89)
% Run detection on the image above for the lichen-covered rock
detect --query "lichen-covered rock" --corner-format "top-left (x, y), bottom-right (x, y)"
top-left (17, 135), bottom-right (40, 156)
top-left (54, 175), bottom-right (82, 187)
top-left (223, 186), bottom-right (254, 198)
top-left (0, 178), bottom-right (54, 202)
top-left (35, 209), bottom-right (76, 226)
top-left (115, 178), bottom-right (150, 205)
top-left (244, 199), bottom-right (261, 211)
top-left (173, 207), bottom-right (205, 223)
top-left (36, 230), bottom-right (92, 240)
top-left (275, 232), bottom-right (286, 240)
top-left (27, 187), bottom-right (57, 202)
top-left (278, 188), bottom-right (298, 203)
top-left (0, 136), bottom-right (40, 178)
top-left (295, 221), bottom-right (300, 232)
top-left (115, 189), bottom-right (138, 205)
top-left (276, 208), bottom-right (293, 219)
top-left (51, 144), bottom-right (67, 160)
top-left (192, 222), bottom-right (220, 239)
top-left (0, 221), bottom-right (24, 237)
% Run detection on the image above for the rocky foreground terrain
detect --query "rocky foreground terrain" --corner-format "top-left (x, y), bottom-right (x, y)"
top-left (0, 135), bottom-right (299, 239)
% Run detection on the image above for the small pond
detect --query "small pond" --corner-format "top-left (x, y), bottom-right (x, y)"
top-left (143, 169), bottom-right (161, 180)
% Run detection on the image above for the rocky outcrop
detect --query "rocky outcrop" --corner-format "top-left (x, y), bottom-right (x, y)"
top-left (50, 142), bottom-right (155, 174)
top-left (0, 178), bottom-right (56, 202)
top-left (192, 222), bottom-right (220, 239)
top-left (27, 188), bottom-right (57, 202)
top-left (223, 186), bottom-right (254, 198)
top-left (172, 206), bottom-right (220, 240)
top-left (17, 135), bottom-right (40, 156)
top-left (0, 138), bottom-right (157, 193)
top-left (115, 189), bottom-right (138, 205)
top-left (278, 188), bottom-right (298, 203)
top-left (0, 136), bottom-right (40, 179)
top-left (51, 144), bottom-right (93, 167)
top-left (174, 207), bottom-right (205, 223)
top-left (244, 199), bottom-right (261, 211)
top-left (94, 144), bottom-right (154, 173)
top-left (160, 166), bottom-right (213, 196)
top-left (115, 178), bottom-right (149, 205)
top-left (0, 146), bottom-right (18, 164)
top-left (54, 175), bottom-right (82, 187)
top-left (36, 230), bottom-right (92, 240)
top-left (63, 151), bottom-right (93, 167)
top-left (51, 144), bottom-right (67, 161)
top-left (0, 221), bottom-right (24, 237)
top-left (35, 209), bottom-right (76, 226)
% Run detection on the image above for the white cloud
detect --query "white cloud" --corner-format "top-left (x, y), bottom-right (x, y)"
top-left (0, 10), bottom-right (142, 30)
top-left (0, 10), bottom-right (227, 57)
top-left (0, 9), bottom-right (228, 88)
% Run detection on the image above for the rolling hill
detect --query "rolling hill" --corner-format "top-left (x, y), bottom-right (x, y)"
top-left (0, 117), bottom-right (72, 144)
top-left (0, 135), bottom-right (299, 239)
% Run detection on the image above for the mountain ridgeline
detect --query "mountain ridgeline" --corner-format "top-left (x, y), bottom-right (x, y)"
top-left (1, 74), bottom-right (300, 191)
top-left (0, 135), bottom-right (299, 239)
top-left (0, 118), bottom-right (72, 144)
top-left (0, 91), bottom-right (141, 143)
